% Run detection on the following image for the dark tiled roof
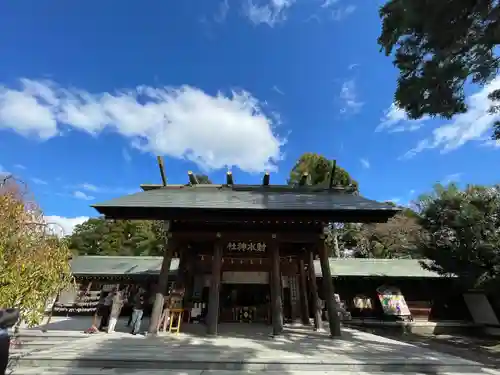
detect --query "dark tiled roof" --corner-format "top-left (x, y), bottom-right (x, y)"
top-left (70, 256), bottom-right (442, 278)
top-left (92, 185), bottom-right (399, 222)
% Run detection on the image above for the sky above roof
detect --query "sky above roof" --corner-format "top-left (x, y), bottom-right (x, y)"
top-left (0, 0), bottom-right (499, 236)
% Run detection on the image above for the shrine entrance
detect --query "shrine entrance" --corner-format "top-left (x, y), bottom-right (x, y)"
top-left (220, 282), bottom-right (271, 323)
top-left (92, 168), bottom-right (399, 337)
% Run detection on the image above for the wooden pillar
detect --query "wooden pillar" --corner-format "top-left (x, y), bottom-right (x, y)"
top-left (298, 258), bottom-right (310, 326)
top-left (318, 239), bottom-right (341, 337)
top-left (206, 239), bottom-right (223, 335)
top-left (270, 237), bottom-right (283, 336)
top-left (148, 221), bottom-right (174, 335)
top-left (308, 249), bottom-right (322, 331)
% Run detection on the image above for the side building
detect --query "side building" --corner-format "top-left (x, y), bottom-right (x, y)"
top-left (53, 255), bottom-right (471, 325)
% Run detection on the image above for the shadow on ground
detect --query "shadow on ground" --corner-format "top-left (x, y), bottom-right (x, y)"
top-left (10, 321), bottom-right (500, 374)
top-left (353, 324), bottom-right (500, 370)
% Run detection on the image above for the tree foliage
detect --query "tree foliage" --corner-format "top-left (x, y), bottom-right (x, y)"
top-left (68, 218), bottom-right (167, 256)
top-left (378, 0), bottom-right (500, 139)
top-left (288, 153), bottom-right (359, 257)
top-left (195, 174), bottom-right (212, 184)
top-left (0, 176), bottom-right (73, 326)
top-left (416, 183), bottom-right (500, 289)
top-left (353, 212), bottom-right (422, 259)
top-left (288, 153), bottom-right (358, 191)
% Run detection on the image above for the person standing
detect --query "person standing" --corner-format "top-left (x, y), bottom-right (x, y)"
top-left (130, 291), bottom-right (145, 335)
top-left (0, 326), bottom-right (9, 375)
top-left (0, 308), bottom-right (20, 375)
top-left (98, 289), bottom-right (115, 331)
top-left (107, 290), bottom-right (124, 334)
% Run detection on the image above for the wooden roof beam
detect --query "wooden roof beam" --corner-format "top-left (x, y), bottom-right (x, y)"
top-left (226, 171), bottom-right (234, 185)
top-left (262, 172), bottom-right (270, 186)
top-left (299, 172), bottom-right (309, 186)
top-left (157, 156), bottom-right (167, 186)
top-left (188, 171), bottom-right (198, 185)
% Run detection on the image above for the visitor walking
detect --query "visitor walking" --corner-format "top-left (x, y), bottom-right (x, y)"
top-left (98, 289), bottom-right (115, 331)
top-left (126, 286), bottom-right (137, 327)
top-left (107, 290), bottom-right (124, 334)
top-left (130, 292), bottom-right (145, 335)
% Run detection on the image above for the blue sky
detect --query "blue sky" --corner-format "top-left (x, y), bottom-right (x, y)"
top-left (0, 0), bottom-right (499, 235)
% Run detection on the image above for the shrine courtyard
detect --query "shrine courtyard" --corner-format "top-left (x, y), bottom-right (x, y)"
top-left (12, 323), bottom-right (500, 374)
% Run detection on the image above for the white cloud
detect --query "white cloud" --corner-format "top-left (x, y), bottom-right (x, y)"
top-left (402, 76), bottom-right (500, 158)
top-left (70, 183), bottom-right (137, 196)
top-left (44, 215), bottom-right (89, 237)
top-left (215, 0), bottom-right (230, 23)
top-left (360, 158), bottom-right (370, 169)
top-left (0, 165), bottom-right (8, 177)
top-left (244, 0), bottom-right (295, 26)
top-left (321, 0), bottom-right (339, 7)
top-left (14, 164), bottom-right (26, 170)
top-left (79, 183), bottom-right (99, 192)
top-left (122, 148), bottom-right (132, 162)
top-left (0, 79), bottom-right (284, 173)
top-left (331, 4), bottom-right (356, 21)
top-left (441, 172), bottom-right (462, 185)
top-left (31, 177), bottom-right (48, 185)
top-left (377, 103), bottom-right (429, 133)
top-left (73, 191), bottom-right (95, 200)
top-left (339, 79), bottom-right (363, 114)
top-left (272, 86), bottom-right (285, 95)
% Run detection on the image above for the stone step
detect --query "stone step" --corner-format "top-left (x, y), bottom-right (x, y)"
top-left (12, 357), bottom-right (497, 373)
top-left (10, 368), bottom-right (500, 375)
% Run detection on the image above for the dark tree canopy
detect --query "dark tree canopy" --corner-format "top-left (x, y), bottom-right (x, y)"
top-left (378, 0), bottom-right (500, 139)
top-left (416, 183), bottom-right (500, 289)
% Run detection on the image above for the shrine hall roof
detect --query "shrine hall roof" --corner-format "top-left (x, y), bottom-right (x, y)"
top-left (92, 184), bottom-right (399, 222)
top-left (70, 256), bottom-right (442, 279)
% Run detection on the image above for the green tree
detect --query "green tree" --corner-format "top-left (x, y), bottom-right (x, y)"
top-left (415, 183), bottom-right (500, 289)
top-left (288, 153), bottom-right (358, 190)
top-left (68, 218), bottom-right (166, 256)
top-left (378, 0), bottom-right (500, 139)
top-left (0, 176), bottom-right (73, 326)
top-left (195, 174), bottom-right (212, 184)
top-left (288, 153), bottom-right (358, 257)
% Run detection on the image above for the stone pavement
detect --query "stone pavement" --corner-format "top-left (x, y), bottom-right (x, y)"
top-left (9, 324), bottom-right (500, 374)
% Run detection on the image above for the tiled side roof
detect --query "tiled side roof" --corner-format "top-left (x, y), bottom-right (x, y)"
top-left (70, 256), bottom-right (179, 276)
top-left (70, 256), bottom-right (441, 278)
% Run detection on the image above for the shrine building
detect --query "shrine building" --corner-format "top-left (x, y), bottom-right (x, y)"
top-left (91, 170), bottom-right (399, 337)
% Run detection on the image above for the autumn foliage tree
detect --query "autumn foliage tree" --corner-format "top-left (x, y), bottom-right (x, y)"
top-left (0, 176), bottom-right (73, 326)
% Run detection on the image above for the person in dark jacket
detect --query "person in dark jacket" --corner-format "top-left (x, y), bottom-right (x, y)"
top-left (130, 292), bottom-right (146, 335)
top-left (0, 308), bottom-right (20, 375)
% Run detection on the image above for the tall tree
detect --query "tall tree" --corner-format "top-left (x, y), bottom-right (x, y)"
top-left (195, 174), bottom-right (212, 184)
top-left (378, 0), bottom-right (500, 139)
top-left (0, 176), bottom-right (73, 326)
top-left (288, 153), bottom-right (358, 257)
top-left (416, 183), bottom-right (500, 289)
top-left (288, 153), bottom-right (358, 191)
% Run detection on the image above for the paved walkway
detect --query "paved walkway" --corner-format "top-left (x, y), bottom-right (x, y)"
top-left (11, 324), bottom-right (500, 374)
